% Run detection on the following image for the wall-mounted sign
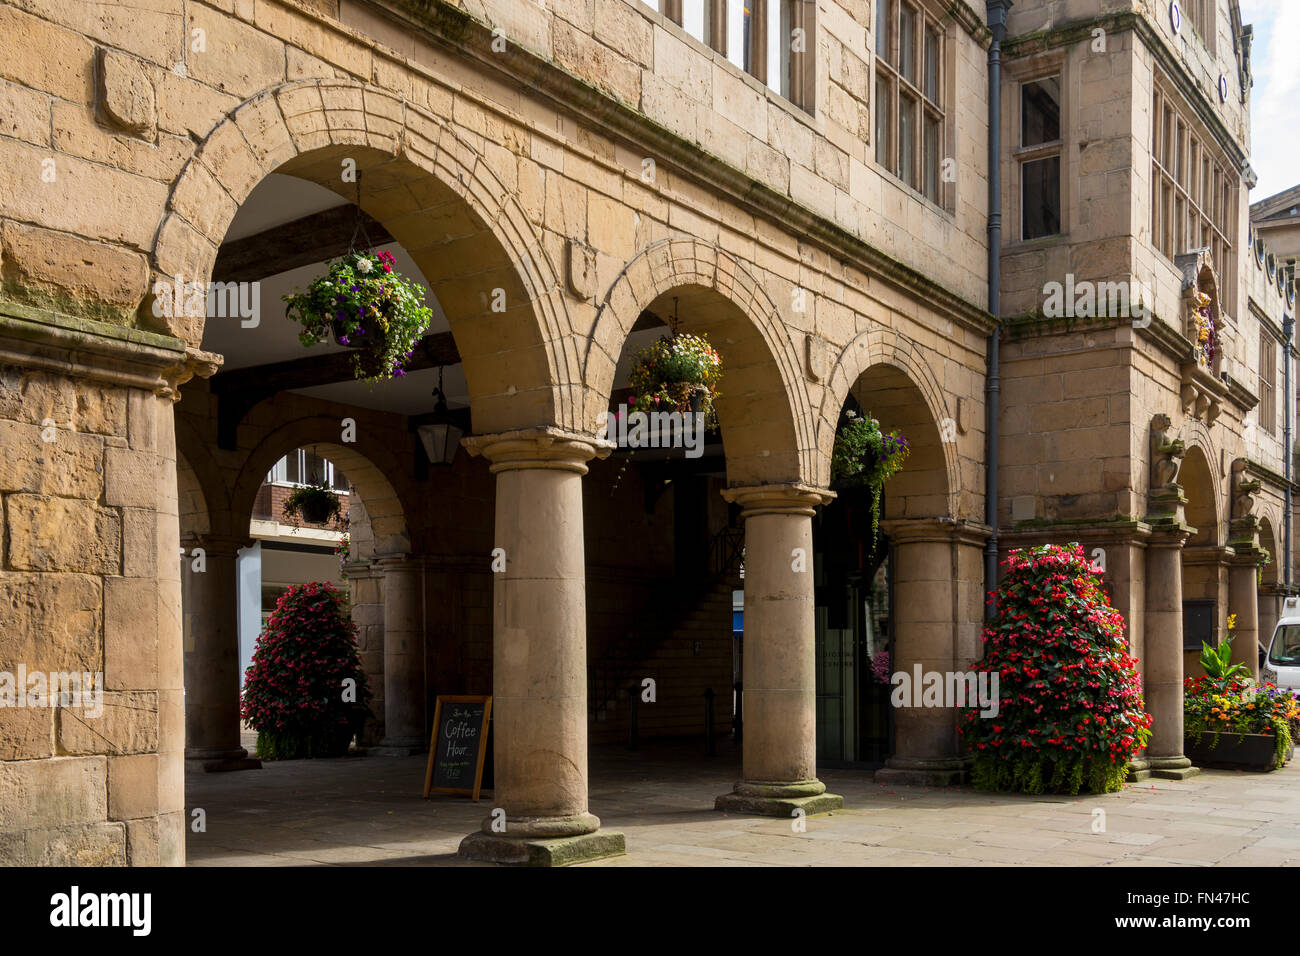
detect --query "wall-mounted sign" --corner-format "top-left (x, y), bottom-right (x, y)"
top-left (1218, 74), bottom-right (1229, 102)
top-left (423, 695), bottom-right (492, 801)
top-left (1170, 1), bottom-right (1181, 34)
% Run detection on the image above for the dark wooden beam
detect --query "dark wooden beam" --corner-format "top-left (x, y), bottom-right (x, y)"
top-left (212, 205), bottom-right (394, 284)
top-left (209, 331), bottom-right (460, 449)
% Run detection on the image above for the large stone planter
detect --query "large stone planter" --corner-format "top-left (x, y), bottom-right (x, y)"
top-left (1184, 731), bottom-right (1288, 772)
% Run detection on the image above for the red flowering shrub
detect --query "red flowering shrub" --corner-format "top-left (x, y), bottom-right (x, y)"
top-left (959, 544), bottom-right (1151, 794)
top-left (241, 582), bottom-right (372, 760)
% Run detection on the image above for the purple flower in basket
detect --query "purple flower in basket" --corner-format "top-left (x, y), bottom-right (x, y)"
top-left (871, 650), bottom-right (891, 685)
top-left (338, 335), bottom-right (350, 345)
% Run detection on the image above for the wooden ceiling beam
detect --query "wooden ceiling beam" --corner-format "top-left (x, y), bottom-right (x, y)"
top-left (212, 205), bottom-right (394, 284)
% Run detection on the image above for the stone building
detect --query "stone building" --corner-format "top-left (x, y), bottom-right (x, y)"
top-left (0, 0), bottom-right (1291, 865)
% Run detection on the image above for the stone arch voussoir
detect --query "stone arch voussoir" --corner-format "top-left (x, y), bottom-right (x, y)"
top-left (584, 238), bottom-right (818, 484)
top-left (152, 77), bottom-right (576, 430)
top-left (821, 329), bottom-right (961, 515)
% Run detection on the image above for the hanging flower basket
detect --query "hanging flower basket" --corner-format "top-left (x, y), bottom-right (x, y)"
top-left (627, 332), bottom-right (723, 426)
top-left (831, 411), bottom-right (910, 537)
top-left (284, 250), bottom-right (433, 382)
top-left (282, 482), bottom-right (342, 529)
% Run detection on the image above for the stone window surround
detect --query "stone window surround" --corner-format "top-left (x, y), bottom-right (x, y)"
top-left (1151, 75), bottom-right (1237, 316)
top-left (871, 0), bottom-right (952, 210)
top-left (1002, 48), bottom-right (1069, 247)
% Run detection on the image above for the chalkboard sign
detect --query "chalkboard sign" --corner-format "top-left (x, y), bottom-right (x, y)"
top-left (423, 696), bottom-right (492, 801)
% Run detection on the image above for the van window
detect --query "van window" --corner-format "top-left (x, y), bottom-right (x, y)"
top-left (1269, 624), bottom-right (1300, 666)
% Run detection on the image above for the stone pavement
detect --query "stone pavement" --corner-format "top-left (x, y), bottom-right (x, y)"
top-left (188, 738), bottom-right (1300, 866)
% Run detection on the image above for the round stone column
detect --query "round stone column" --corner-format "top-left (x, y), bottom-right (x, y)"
top-left (373, 554), bottom-right (425, 754)
top-left (715, 484), bottom-right (842, 817)
top-left (1144, 530), bottom-right (1198, 779)
top-left (183, 533), bottom-right (258, 770)
top-left (1228, 555), bottom-right (1262, 680)
top-left (875, 518), bottom-right (989, 787)
top-left (458, 428), bottom-right (624, 866)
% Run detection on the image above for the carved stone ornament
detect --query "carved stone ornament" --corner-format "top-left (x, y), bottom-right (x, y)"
top-left (1150, 413), bottom-right (1186, 492)
top-left (566, 239), bottom-right (596, 300)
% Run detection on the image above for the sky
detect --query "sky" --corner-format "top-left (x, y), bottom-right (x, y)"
top-left (1238, 0), bottom-right (1300, 204)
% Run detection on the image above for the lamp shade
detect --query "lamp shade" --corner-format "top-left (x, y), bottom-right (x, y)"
top-left (417, 420), bottom-right (462, 466)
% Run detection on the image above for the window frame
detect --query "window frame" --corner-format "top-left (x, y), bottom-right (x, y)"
top-left (1150, 83), bottom-right (1236, 315)
top-left (268, 450), bottom-right (350, 493)
top-left (874, 0), bottom-right (947, 206)
top-left (1259, 329), bottom-right (1277, 437)
top-left (1014, 71), bottom-right (1064, 242)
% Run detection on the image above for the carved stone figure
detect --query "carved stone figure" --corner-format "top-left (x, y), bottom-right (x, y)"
top-left (1231, 458), bottom-right (1261, 520)
top-left (1150, 414), bottom-right (1186, 491)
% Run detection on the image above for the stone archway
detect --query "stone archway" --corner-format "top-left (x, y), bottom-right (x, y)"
top-left (585, 238), bottom-right (818, 486)
top-left (227, 416), bottom-right (422, 751)
top-left (151, 78), bottom-right (579, 434)
top-left (818, 340), bottom-right (986, 785)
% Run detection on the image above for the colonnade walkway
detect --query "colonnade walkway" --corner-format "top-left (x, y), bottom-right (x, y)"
top-left (186, 739), bottom-right (1300, 867)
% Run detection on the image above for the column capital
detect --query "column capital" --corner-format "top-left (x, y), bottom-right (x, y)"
top-left (463, 426), bottom-right (614, 475)
top-left (375, 552), bottom-right (420, 571)
top-left (1147, 524), bottom-right (1192, 548)
top-left (720, 482), bottom-right (834, 517)
top-left (182, 532), bottom-right (253, 559)
top-left (880, 516), bottom-right (991, 547)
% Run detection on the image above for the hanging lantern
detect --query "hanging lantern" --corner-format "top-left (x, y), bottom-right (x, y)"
top-left (416, 368), bottom-right (463, 466)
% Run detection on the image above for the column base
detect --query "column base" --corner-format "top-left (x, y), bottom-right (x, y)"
top-left (458, 830), bottom-right (626, 866)
top-left (1126, 757), bottom-right (1152, 782)
top-left (370, 736), bottom-right (425, 757)
top-left (1148, 756), bottom-right (1201, 780)
top-left (714, 779), bottom-right (843, 817)
top-left (184, 747), bottom-right (261, 773)
top-left (874, 755), bottom-right (969, 787)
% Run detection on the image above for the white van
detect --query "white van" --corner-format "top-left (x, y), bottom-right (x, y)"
top-left (1263, 597), bottom-right (1300, 690)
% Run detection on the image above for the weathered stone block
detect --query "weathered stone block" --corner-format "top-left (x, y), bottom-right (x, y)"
top-left (0, 706), bottom-right (53, 759)
top-left (125, 816), bottom-right (160, 865)
top-left (58, 690), bottom-right (158, 756)
top-left (105, 576), bottom-right (159, 690)
top-left (0, 822), bottom-right (126, 866)
top-left (105, 445), bottom-right (161, 508)
top-left (0, 573), bottom-right (101, 674)
top-left (0, 221), bottom-right (150, 320)
top-left (7, 494), bottom-right (120, 574)
top-left (108, 753), bottom-right (158, 820)
top-left (0, 756), bottom-right (107, 830)
top-left (185, 7), bottom-right (285, 98)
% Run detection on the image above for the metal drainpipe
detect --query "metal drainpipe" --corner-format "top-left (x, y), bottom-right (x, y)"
top-left (984, 0), bottom-right (1011, 619)
top-left (1285, 315), bottom-right (1294, 591)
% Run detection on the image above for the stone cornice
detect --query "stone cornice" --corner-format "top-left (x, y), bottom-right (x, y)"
top-left (0, 300), bottom-right (195, 397)
top-left (1000, 516), bottom-right (1152, 544)
top-left (1003, 11), bottom-right (1248, 171)
top-left (946, 0), bottom-right (993, 48)
top-left (880, 516), bottom-right (992, 546)
top-left (383, 0), bottom-right (997, 337)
